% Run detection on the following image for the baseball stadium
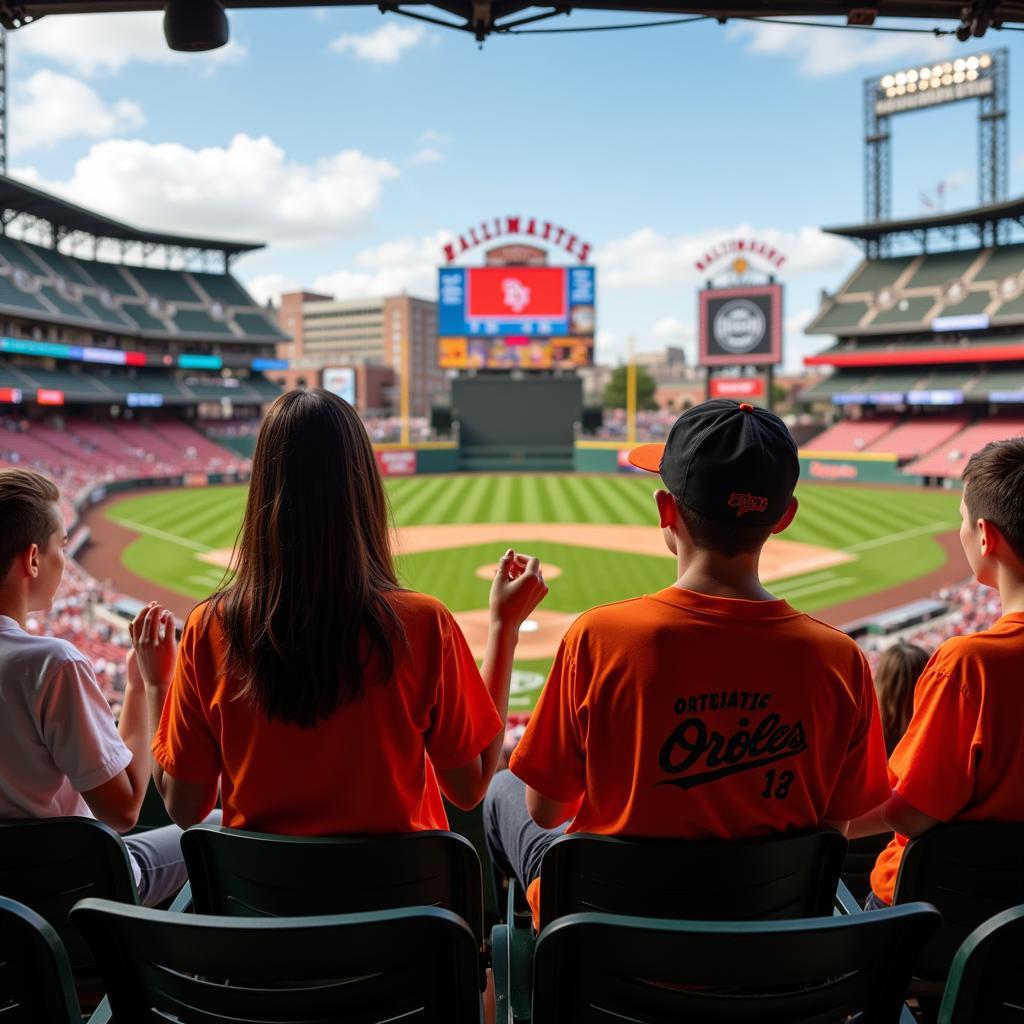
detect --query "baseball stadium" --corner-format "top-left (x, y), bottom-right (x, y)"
top-left (1, 3), bottom-right (1024, 1023)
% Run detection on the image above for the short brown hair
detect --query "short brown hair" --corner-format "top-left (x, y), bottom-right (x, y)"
top-left (0, 469), bottom-right (61, 579)
top-left (677, 500), bottom-right (774, 558)
top-left (962, 438), bottom-right (1024, 562)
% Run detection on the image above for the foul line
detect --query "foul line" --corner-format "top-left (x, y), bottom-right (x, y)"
top-left (777, 576), bottom-right (856, 601)
top-left (108, 517), bottom-right (212, 554)
top-left (842, 521), bottom-right (951, 554)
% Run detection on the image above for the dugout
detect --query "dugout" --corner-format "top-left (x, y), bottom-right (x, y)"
top-left (451, 375), bottom-right (582, 471)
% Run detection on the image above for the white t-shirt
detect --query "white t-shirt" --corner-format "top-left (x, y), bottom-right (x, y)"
top-left (0, 614), bottom-right (132, 819)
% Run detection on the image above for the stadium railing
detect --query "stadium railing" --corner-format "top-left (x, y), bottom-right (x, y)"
top-left (71, 900), bottom-right (482, 1024)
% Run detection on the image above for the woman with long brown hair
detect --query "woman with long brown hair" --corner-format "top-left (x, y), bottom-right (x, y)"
top-left (874, 641), bottom-right (930, 755)
top-left (131, 389), bottom-right (547, 832)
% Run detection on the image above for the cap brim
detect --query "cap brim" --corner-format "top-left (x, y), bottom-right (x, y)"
top-left (627, 443), bottom-right (664, 474)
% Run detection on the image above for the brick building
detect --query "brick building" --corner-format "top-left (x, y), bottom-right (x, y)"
top-left (274, 291), bottom-right (445, 417)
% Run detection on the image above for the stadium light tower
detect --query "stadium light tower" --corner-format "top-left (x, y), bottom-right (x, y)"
top-left (0, 27), bottom-right (7, 175)
top-left (865, 49), bottom-right (1008, 242)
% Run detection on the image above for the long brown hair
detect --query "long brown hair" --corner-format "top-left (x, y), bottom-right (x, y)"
top-left (211, 389), bottom-right (406, 727)
top-left (874, 642), bottom-right (930, 754)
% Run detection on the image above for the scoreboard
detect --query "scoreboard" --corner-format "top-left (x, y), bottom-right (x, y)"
top-left (438, 265), bottom-right (595, 370)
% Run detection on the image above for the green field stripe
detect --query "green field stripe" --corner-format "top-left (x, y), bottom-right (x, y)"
top-left (454, 475), bottom-right (493, 524)
top-left (844, 520), bottom-right (950, 552)
top-left (383, 478), bottom-right (420, 515)
top-left (488, 476), bottom-right (515, 525)
top-left (605, 476), bottom-right (659, 525)
top-left (557, 476), bottom-right (597, 522)
top-left (157, 493), bottom-right (245, 545)
top-left (518, 475), bottom-right (544, 522)
top-left (418, 476), bottom-right (477, 525)
top-left (394, 476), bottom-right (452, 526)
top-left (574, 476), bottom-right (627, 524)
top-left (105, 516), bottom-right (212, 553)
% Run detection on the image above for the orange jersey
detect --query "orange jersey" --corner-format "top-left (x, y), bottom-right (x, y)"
top-left (871, 612), bottom-right (1024, 905)
top-left (511, 587), bottom-right (890, 925)
top-left (153, 592), bottom-right (502, 835)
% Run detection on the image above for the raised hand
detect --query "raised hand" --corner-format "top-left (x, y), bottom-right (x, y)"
top-left (489, 549), bottom-right (549, 629)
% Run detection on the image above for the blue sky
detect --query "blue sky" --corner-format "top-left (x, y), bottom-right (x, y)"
top-left (7, 7), bottom-right (1024, 369)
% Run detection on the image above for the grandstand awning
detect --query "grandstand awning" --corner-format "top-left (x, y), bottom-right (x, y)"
top-left (806, 341), bottom-right (1024, 367)
top-left (5, 2), bottom-right (1024, 39)
top-left (823, 197), bottom-right (1024, 244)
top-left (0, 176), bottom-right (263, 257)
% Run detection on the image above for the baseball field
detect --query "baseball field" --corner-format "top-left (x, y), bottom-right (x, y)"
top-left (91, 474), bottom-right (965, 712)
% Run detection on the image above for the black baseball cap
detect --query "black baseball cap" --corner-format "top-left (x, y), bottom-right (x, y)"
top-left (628, 399), bottom-right (799, 526)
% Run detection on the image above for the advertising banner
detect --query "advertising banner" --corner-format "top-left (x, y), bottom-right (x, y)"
top-left (375, 450), bottom-right (417, 476)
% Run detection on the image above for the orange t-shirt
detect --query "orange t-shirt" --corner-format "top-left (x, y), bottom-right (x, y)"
top-left (152, 592), bottom-right (502, 834)
top-left (870, 612), bottom-right (1024, 905)
top-left (510, 587), bottom-right (890, 926)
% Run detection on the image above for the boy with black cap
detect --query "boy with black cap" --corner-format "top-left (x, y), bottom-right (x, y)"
top-left (484, 399), bottom-right (890, 928)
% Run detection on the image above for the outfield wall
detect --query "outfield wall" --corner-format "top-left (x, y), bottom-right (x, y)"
top-left (798, 450), bottom-right (923, 487)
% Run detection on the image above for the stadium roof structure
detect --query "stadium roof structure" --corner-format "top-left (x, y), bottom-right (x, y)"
top-left (823, 196), bottom-right (1024, 253)
top-left (0, 175), bottom-right (262, 264)
top-left (3, 1), bottom-right (1024, 42)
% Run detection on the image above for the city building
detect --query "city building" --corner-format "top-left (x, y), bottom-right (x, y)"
top-left (275, 291), bottom-right (446, 417)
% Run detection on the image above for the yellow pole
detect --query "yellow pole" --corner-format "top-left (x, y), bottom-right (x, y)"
top-left (626, 335), bottom-right (637, 445)
top-left (399, 329), bottom-right (410, 446)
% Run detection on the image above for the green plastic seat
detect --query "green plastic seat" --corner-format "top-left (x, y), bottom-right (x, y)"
top-left (493, 829), bottom-right (849, 1024)
top-left (894, 824), bottom-right (1024, 983)
top-left (530, 904), bottom-right (941, 1024)
top-left (181, 824), bottom-right (485, 947)
top-left (536, 829), bottom-right (848, 926)
top-left (841, 832), bottom-right (892, 906)
top-left (937, 904), bottom-right (1024, 1023)
top-left (0, 818), bottom-right (137, 991)
top-left (71, 898), bottom-right (482, 1024)
top-left (0, 897), bottom-right (83, 1024)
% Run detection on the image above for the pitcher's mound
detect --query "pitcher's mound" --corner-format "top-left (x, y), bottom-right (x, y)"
top-left (454, 609), bottom-right (578, 661)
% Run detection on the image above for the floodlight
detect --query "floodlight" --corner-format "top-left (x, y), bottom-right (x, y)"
top-left (932, 65), bottom-right (943, 77)
top-left (954, 58), bottom-right (966, 72)
top-left (980, 53), bottom-right (992, 68)
top-left (163, 0), bottom-right (228, 51)
top-left (966, 68), bottom-right (979, 81)
top-left (943, 62), bottom-right (953, 73)
top-left (920, 67), bottom-right (931, 79)
top-left (919, 80), bottom-right (929, 90)
top-left (966, 56), bottom-right (979, 70)
top-left (907, 82), bottom-right (917, 92)
top-left (907, 69), bottom-right (918, 82)
top-left (881, 74), bottom-right (895, 88)
top-left (953, 71), bottom-right (966, 83)
top-left (942, 74), bottom-right (953, 85)
top-left (895, 72), bottom-right (907, 85)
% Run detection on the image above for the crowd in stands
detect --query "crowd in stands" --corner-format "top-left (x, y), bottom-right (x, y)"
top-left (0, 414), bottom-right (248, 712)
top-left (588, 408), bottom-right (678, 441)
top-left (360, 415), bottom-right (436, 443)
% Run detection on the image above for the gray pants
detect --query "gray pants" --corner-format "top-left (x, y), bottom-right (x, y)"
top-left (124, 810), bottom-right (221, 907)
top-left (483, 770), bottom-right (567, 892)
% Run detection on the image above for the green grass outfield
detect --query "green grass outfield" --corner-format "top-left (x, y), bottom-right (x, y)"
top-left (104, 476), bottom-right (962, 711)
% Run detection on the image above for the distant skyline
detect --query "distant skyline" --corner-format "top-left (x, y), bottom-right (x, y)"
top-left (7, 9), bottom-right (1024, 370)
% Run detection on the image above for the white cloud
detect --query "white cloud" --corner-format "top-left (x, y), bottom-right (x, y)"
top-left (650, 316), bottom-right (691, 341)
top-left (597, 224), bottom-right (858, 290)
top-left (10, 70), bottom-right (144, 154)
top-left (13, 134), bottom-right (399, 246)
top-left (330, 22), bottom-right (427, 64)
top-left (420, 129), bottom-right (452, 147)
top-left (729, 19), bottom-right (955, 77)
top-left (408, 146), bottom-right (444, 166)
top-left (243, 273), bottom-right (300, 307)
top-left (14, 12), bottom-right (246, 76)
top-left (312, 231), bottom-right (453, 300)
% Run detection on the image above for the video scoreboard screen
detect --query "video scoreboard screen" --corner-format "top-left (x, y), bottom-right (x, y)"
top-left (438, 265), bottom-right (595, 370)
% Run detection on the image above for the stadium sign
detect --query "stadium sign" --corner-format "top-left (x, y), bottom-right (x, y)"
top-left (710, 377), bottom-right (765, 399)
top-left (694, 239), bottom-right (786, 274)
top-left (442, 216), bottom-right (592, 264)
top-left (698, 284), bottom-right (783, 368)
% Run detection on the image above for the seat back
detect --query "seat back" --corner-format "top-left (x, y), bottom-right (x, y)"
top-left (71, 898), bottom-right (480, 1024)
top-left (894, 823), bottom-right (1024, 979)
top-left (538, 830), bottom-right (847, 927)
top-left (0, 897), bottom-right (80, 1024)
top-left (181, 825), bottom-right (485, 946)
top-left (938, 904), bottom-right (1024, 1024)
top-left (0, 819), bottom-right (136, 981)
top-left (532, 904), bottom-right (941, 1024)
top-left (841, 832), bottom-right (891, 906)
